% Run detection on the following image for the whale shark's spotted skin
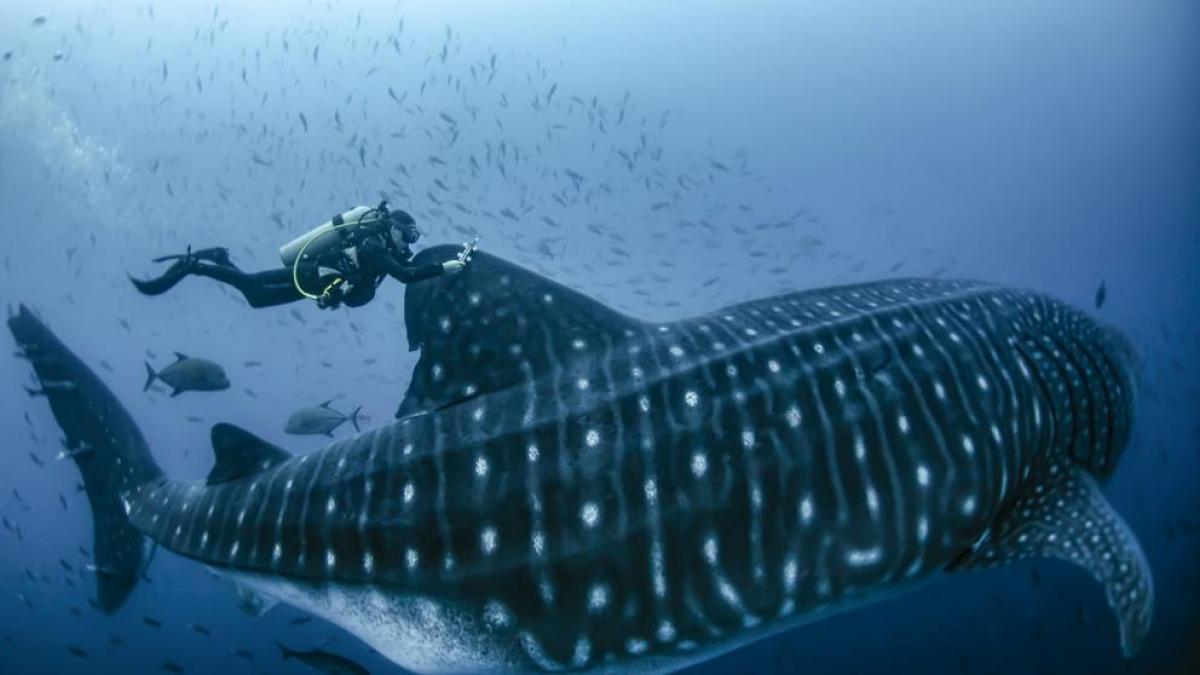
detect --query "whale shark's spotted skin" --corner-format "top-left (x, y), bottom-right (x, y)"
top-left (12, 248), bottom-right (1151, 673)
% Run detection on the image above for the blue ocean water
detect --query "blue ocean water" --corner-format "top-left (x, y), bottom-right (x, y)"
top-left (1, 1), bottom-right (1197, 674)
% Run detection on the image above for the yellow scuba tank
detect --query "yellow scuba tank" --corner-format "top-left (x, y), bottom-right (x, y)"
top-left (280, 205), bottom-right (387, 300)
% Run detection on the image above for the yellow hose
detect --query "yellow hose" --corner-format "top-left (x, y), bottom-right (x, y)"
top-left (291, 227), bottom-right (339, 299)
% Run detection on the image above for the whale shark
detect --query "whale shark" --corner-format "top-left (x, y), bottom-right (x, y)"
top-left (9, 245), bottom-right (1152, 672)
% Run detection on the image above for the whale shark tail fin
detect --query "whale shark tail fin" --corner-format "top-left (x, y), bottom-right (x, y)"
top-left (8, 305), bottom-right (163, 613)
top-left (950, 459), bottom-right (1153, 657)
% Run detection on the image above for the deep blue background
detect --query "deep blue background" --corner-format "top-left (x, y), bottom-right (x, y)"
top-left (1, 1), bottom-right (1197, 673)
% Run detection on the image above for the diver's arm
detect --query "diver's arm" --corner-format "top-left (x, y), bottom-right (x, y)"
top-left (358, 239), bottom-right (445, 283)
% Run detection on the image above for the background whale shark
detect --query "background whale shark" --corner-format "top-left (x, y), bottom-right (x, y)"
top-left (9, 247), bottom-right (1152, 672)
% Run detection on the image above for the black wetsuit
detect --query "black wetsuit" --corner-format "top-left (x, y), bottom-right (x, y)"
top-left (136, 233), bottom-right (444, 308)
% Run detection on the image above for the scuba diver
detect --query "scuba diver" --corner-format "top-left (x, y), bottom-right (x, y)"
top-left (132, 202), bottom-right (471, 309)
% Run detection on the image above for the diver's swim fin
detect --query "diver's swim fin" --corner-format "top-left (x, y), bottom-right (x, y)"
top-left (134, 247), bottom-right (238, 296)
top-left (130, 258), bottom-right (197, 296)
top-left (152, 247), bottom-right (233, 267)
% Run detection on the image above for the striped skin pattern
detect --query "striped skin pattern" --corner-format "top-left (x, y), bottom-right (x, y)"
top-left (115, 254), bottom-right (1148, 673)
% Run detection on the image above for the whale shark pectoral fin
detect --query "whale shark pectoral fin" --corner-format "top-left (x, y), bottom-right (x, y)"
top-left (950, 461), bottom-right (1153, 657)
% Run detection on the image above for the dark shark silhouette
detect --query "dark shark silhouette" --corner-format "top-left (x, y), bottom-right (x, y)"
top-left (10, 246), bottom-right (1152, 672)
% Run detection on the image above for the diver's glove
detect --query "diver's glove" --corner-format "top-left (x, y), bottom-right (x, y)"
top-left (442, 260), bottom-right (467, 274)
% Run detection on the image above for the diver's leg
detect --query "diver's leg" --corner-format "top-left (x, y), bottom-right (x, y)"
top-left (191, 265), bottom-right (304, 308)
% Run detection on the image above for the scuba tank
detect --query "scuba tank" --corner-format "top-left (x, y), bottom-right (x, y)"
top-left (280, 203), bottom-right (391, 301)
top-left (279, 205), bottom-right (381, 268)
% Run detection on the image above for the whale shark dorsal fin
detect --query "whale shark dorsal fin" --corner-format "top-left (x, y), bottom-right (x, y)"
top-left (398, 246), bottom-right (645, 417)
top-left (950, 460), bottom-right (1153, 657)
top-left (173, 352), bottom-right (189, 362)
top-left (206, 423), bottom-right (291, 485)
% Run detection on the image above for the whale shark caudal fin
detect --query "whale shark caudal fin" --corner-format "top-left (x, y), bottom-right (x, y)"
top-left (8, 305), bottom-right (163, 613)
top-left (206, 423), bottom-right (291, 485)
top-left (397, 245), bottom-right (646, 418)
top-left (949, 459), bottom-right (1153, 657)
